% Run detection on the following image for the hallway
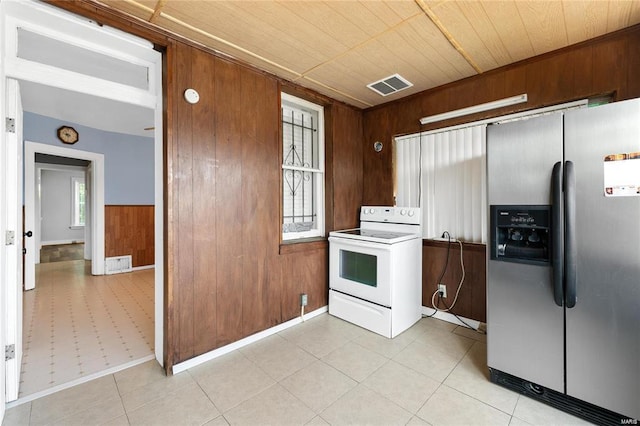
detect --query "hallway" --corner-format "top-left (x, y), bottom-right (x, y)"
top-left (19, 260), bottom-right (154, 399)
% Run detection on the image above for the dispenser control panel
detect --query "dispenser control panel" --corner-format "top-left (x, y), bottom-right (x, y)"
top-left (490, 205), bottom-right (551, 265)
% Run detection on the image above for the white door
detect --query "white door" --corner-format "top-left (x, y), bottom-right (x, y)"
top-left (3, 78), bottom-right (24, 402)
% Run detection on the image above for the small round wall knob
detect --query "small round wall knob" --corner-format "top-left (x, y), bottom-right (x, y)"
top-left (184, 88), bottom-right (200, 104)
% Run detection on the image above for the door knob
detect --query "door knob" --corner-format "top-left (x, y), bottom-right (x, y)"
top-left (24, 231), bottom-right (33, 237)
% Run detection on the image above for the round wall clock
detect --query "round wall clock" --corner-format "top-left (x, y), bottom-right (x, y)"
top-left (57, 126), bottom-right (79, 144)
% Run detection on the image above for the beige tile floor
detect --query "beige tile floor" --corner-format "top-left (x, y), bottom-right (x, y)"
top-left (19, 260), bottom-right (154, 398)
top-left (3, 312), bottom-right (592, 426)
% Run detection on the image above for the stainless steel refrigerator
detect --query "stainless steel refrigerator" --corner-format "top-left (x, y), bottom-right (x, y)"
top-left (486, 98), bottom-right (640, 424)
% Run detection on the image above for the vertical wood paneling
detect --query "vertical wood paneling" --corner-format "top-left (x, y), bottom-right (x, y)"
top-left (422, 241), bottom-right (486, 322)
top-left (161, 43), bottom-right (364, 368)
top-left (626, 31), bottom-right (640, 99)
top-left (175, 44), bottom-right (195, 362)
top-left (264, 80), bottom-right (283, 330)
top-left (241, 67), bottom-right (281, 336)
top-left (591, 37), bottom-right (628, 98)
top-left (280, 247), bottom-right (328, 321)
top-left (214, 58), bottom-right (244, 347)
top-left (190, 48), bottom-right (218, 356)
top-left (331, 104), bottom-right (363, 230)
top-left (104, 205), bottom-right (154, 267)
top-left (164, 39), bottom-right (177, 371)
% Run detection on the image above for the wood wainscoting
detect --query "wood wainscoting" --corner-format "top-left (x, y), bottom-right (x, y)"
top-left (423, 240), bottom-right (486, 323)
top-left (105, 205), bottom-right (154, 268)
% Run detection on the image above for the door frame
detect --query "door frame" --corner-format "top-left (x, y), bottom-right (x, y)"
top-left (24, 142), bottom-right (104, 282)
top-left (0, 2), bottom-right (164, 409)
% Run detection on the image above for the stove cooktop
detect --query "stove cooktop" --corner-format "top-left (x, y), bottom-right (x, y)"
top-left (329, 228), bottom-right (420, 244)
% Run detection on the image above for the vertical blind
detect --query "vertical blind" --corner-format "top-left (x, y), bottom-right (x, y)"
top-left (395, 133), bottom-right (421, 207)
top-left (395, 124), bottom-right (487, 243)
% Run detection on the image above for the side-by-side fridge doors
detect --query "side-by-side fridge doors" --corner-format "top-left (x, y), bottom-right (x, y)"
top-left (486, 113), bottom-right (564, 393)
top-left (564, 100), bottom-right (640, 419)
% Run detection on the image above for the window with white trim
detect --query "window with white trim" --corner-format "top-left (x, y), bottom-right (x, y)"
top-left (281, 93), bottom-right (325, 240)
top-left (71, 176), bottom-right (86, 228)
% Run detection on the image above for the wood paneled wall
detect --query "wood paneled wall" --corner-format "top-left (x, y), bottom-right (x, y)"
top-left (423, 241), bottom-right (486, 322)
top-left (330, 103), bottom-right (364, 231)
top-left (105, 205), bottom-right (154, 267)
top-left (165, 42), bottom-right (363, 368)
top-left (362, 25), bottom-right (640, 324)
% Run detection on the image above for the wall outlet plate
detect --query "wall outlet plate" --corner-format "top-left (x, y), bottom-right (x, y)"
top-left (300, 293), bottom-right (308, 306)
top-left (438, 284), bottom-right (447, 298)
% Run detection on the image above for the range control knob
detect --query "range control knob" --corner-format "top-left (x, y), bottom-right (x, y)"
top-left (400, 209), bottom-right (407, 216)
top-left (369, 208), bottom-right (376, 214)
top-left (408, 210), bottom-right (415, 217)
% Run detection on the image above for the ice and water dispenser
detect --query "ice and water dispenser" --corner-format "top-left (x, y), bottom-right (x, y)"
top-left (490, 206), bottom-right (551, 264)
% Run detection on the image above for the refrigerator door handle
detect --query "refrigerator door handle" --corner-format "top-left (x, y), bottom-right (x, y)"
top-left (564, 160), bottom-right (577, 308)
top-left (551, 161), bottom-right (564, 307)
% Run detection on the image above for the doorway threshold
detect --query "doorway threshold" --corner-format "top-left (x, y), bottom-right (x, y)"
top-left (6, 354), bottom-right (155, 408)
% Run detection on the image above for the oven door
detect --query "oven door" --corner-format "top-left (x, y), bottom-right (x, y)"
top-left (329, 236), bottom-right (392, 307)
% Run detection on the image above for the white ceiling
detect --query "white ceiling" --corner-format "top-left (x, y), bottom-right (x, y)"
top-left (21, 81), bottom-right (155, 137)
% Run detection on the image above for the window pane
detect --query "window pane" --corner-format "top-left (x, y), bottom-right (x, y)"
top-left (282, 105), bottom-right (319, 170)
top-left (72, 178), bottom-right (86, 227)
top-left (77, 182), bottom-right (86, 226)
top-left (282, 169), bottom-right (317, 233)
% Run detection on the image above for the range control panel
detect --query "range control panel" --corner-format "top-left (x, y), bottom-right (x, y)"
top-left (360, 206), bottom-right (421, 225)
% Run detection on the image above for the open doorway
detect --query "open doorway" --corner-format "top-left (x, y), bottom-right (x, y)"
top-left (19, 107), bottom-right (156, 400)
top-left (35, 156), bottom-right (90, 265)
top-left (2, 0), bottom-right (164, 405)
top-left (24, 140), bottom-right (105, 290)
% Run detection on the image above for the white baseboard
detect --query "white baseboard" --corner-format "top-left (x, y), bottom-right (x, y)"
top-left (132, 264), bottom-right (154, 271)
top-left (421, 306), bottom-right (481, 330)
top-left (172, 306), bottom-right (328, 374)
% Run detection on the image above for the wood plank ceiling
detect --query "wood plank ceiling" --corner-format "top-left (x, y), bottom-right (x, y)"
top-left (98, 0), bottom-right (640, 109)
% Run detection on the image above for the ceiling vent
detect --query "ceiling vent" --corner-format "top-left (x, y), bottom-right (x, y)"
top-left (367, 74), bottom-right (413, 97)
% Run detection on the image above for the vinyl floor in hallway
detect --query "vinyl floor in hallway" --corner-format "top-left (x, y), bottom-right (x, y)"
top-left (4, 311), bottom-right (591, 425)
top-left (19, 260), bottom-right (154, 399)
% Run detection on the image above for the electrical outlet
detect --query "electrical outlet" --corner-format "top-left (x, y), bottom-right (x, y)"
top-left (300, 293), bottom-right (308, 307)
top-left (438, 284), bottom-right (447, 298)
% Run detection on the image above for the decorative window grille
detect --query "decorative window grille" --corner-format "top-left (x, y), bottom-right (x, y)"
top-left (281, 93), bottom-right (324, 240)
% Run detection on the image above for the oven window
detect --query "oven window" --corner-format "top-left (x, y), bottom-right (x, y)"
top-left (339, 250), bottom-right (377, 287)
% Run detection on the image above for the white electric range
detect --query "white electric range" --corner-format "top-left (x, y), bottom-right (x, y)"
top-left (328, 206), bottom-right (422, 338)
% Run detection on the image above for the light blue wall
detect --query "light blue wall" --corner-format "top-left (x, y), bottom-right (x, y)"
top-left (24, 112), bottom-right (155, 205)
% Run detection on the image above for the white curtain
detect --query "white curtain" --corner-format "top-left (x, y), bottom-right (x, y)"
top-left (395, 124), bottom-right (487, 243)
top-left (394, 134), bottom-right (421, 207)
